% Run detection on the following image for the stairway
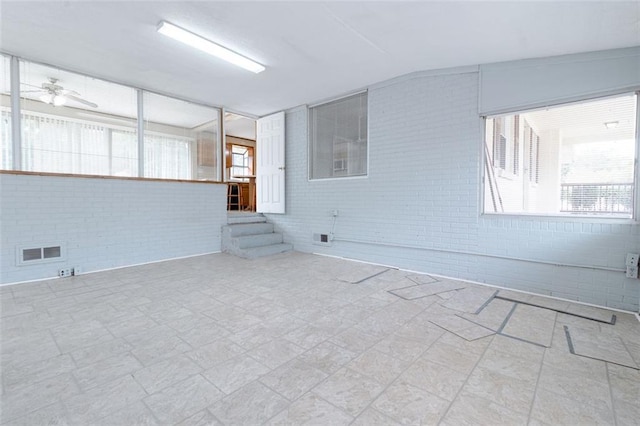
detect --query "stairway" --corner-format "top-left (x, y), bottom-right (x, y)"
top-left (222, 213), bottom-right (293, 259)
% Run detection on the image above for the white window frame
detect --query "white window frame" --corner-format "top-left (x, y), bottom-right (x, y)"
top-left (482, 91), bottom-right (640, 221)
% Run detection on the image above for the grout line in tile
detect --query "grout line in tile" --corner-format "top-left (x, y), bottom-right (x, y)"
top-left (340, 324), bottom-right (446, 423)
top-left (496, 302), bottom-right (518, 334)
top-left (436, 333), bottom-right (495, 425)
top-left (525, 339), bottom-right (549, 424)
top-left (495, 295), bottom-right (616, 325)
top-left (474, 290), bottom-right (499, 315)
top-left (350, 268), bottom-right (391, 285)
top-left (604, 363), bottom-right (620, 426)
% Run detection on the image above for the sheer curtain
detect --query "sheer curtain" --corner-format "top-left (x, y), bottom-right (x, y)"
top-left (20, 111), bottom-right (141, 177)
top-left (144, 134), bottom-right (192, 180)
top-left (22, 113), bottom-right (109, 175)
top-left (17, 111), bottom-right (193, 179)
top-left (1, 109), bottom-right (11, 170)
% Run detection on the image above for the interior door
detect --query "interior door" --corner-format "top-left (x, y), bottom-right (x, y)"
top-left (257, 111), bottom-right (285, 213)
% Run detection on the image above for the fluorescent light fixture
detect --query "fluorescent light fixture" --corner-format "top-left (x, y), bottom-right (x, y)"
top-left (604, 121), bottom-right (619, 129)
top-left (157, 21), bottom-right (265, 74)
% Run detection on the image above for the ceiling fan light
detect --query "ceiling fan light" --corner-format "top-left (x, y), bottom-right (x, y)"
top-left (52, 95), bottom-right (66, 106)
top-left (157, 21), bottom-right (265, 74)
top-left (39, 93), bottom-right (53, 104)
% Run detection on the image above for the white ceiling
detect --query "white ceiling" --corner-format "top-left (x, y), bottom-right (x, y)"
top-left (525, 93), bottom-right (637, 144)
top-left (1, 1), bottom-right (639, 117)
top-left (225, 113), bottom-right (256, 140)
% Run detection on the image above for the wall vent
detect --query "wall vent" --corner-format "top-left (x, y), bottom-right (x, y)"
top-left (17, 244), bottom-right (66, 266)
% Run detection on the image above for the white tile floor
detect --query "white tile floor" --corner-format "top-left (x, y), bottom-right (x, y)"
top-left (1, 252), bottom-right (638, 425)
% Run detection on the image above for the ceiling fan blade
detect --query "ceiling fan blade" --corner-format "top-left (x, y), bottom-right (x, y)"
top-left (65, 94), bottom-right (98, 108)
top-left (20, 90), bottom-right (46, 93)
top-left (60, 89), bottom-right (80, 96)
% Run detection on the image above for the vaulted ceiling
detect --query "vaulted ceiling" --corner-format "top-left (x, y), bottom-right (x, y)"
top-left (1, 1), bottom-right (639, 117)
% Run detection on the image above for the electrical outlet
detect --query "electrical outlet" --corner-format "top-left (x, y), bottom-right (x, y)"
top-left (58, 268), bottom-right (73, 278)
top-left (72, 266), bottom-right (82, 276)
top-left (626, 253), bottom-right (639, 279)
top-left (332, 209), bottom-right (339, 217)
top-left (312, 233), bottom-right (332, 246)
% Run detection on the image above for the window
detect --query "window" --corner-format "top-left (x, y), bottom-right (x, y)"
top-left (143, 92), bottom-right (220, 180)
top-left (19, 60), bottom-right (138, 176)
top-left (230, 144), bottom-right (253, 179)
top-left (309, 92), bottom-right (367, 179)
top-left (3, 56), bottom-right (221, 181)
top-left (484, 93), bottom-right (638, 218)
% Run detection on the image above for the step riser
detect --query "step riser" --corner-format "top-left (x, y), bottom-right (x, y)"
top-left (227, 215), bottom-right (267, 224)
top-left (233, 233), bottom-right (283, 249)
top-left (223, 223), bottom-right (274, 238)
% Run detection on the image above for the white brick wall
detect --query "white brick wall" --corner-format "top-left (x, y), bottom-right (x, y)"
top-left (266, 70), bottom-right (640, 312)
top-left (0, 174), bottom-right (227, 284)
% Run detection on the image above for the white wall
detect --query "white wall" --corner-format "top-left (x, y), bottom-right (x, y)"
top-left (0, 173), bottom-right (227, 284)
top-left (479, 46), bottom-right (640, 115)
top-left (266, 60), bottom-right (640, 312)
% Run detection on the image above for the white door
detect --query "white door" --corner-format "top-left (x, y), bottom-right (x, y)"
top-left (257, 111), bottom-right (285, 213)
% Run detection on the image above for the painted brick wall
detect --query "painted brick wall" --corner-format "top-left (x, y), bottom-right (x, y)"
top-left (0, 174), bottom-right (226, 284)
top-left (266, 70), bottom-right (640, 312)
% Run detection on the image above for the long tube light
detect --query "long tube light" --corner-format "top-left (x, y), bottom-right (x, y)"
top-left (157, 21), bottom-right (265, 74)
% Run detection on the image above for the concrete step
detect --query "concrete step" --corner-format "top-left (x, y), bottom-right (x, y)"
top-left (223, 222), bottom-right (274, 238)
top-left (236, 243), bottom-right (293, 259)
top-left (234, 232), bottom-right (283, 249)
top-left (227, 213), bottom-right (267, 225)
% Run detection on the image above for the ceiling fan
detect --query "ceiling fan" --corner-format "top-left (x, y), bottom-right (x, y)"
top-left (21, 78), bottom-right (98, 108)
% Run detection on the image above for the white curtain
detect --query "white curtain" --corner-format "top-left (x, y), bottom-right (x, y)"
top-left (18, 111), bottom-right (193, 179)
top-left (144, 134), bottom-right (192, 179)
top-left (1, 109), bottom-right (11, 170)
top-left (21, 113), bottom-right (110, 175)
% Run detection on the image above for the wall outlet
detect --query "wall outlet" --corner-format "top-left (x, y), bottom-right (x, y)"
top-left (312, 233), bottom-right (332, 246)
top-left (332, 209), bottom-right (339, 217)
top-left (72, 266), bottom-right (82, 276)
top-left (58, 268), bottom-right (73, 278)
top-left (625, 253), bottom-right (639, 279)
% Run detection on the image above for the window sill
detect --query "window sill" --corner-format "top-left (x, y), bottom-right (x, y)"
top-left (308, 174), bottom-right (368, 182)
top-left (481, 211), bottom-right (637, 224)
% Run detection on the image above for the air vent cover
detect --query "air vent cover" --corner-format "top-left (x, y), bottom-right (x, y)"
top-left (17, 244), bottom-right (65, 266)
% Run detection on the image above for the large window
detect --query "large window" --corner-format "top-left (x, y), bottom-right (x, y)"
top-left (484, 93), bottom-right (638, 218)
top-left (309, 92), bottom-right (367, 179)
top-left (2, 57), bottom-right (221, 181)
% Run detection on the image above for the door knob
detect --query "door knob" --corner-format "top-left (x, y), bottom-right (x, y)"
top-left (278, 166), bottom-right (286, 170)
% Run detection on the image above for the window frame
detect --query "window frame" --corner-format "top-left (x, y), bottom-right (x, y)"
top-left (307, 90), bottom-right (369, 181)
top-left (481, 91), bottom-right (640, 222)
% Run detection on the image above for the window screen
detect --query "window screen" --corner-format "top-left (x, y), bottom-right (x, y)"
top-left (309, 92), bottom-right (367, 179)
top-left (484, 93), bottom-right (637, 218)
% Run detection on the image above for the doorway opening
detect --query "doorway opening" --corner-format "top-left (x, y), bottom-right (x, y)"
top-left (225, 112), bottom-right (257, 212)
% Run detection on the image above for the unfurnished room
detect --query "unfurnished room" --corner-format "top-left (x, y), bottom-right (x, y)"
top-left (0, 1), bottom-right (639, 425)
